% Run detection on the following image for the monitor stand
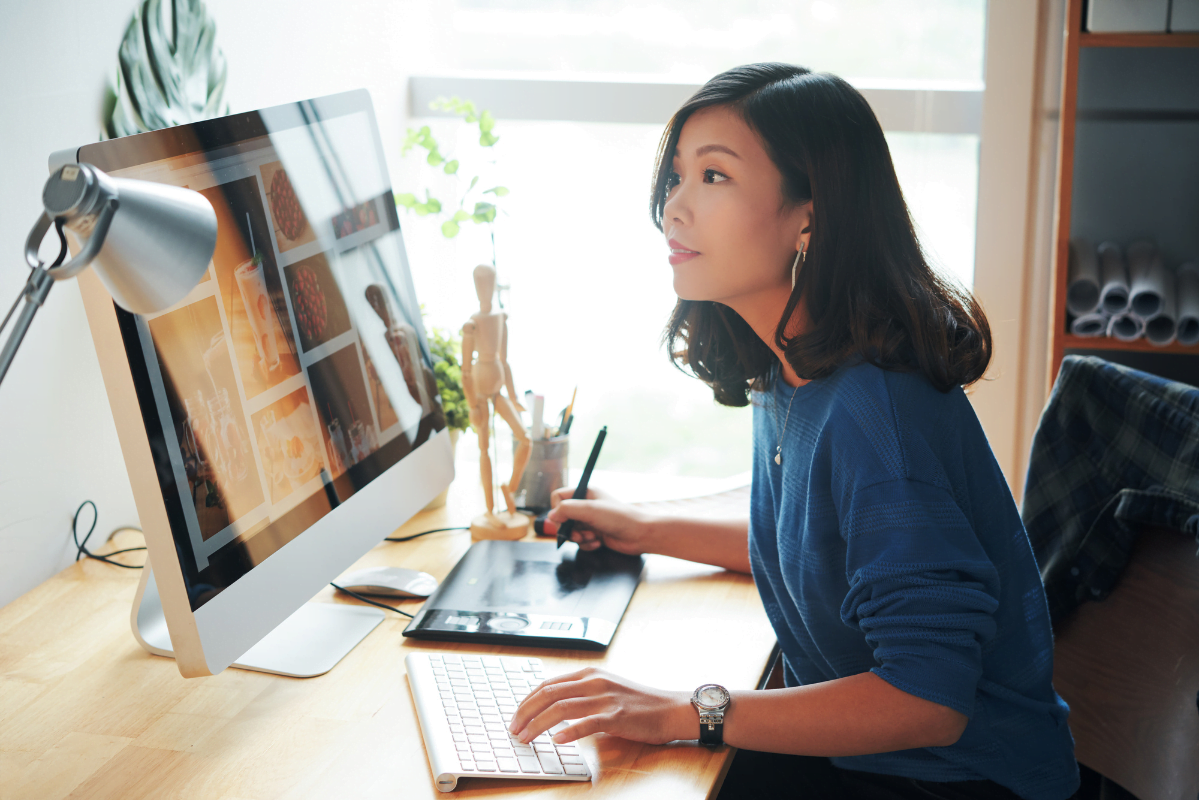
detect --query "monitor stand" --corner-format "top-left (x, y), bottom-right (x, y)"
top-left (131, 559), bottom-right (385, 678)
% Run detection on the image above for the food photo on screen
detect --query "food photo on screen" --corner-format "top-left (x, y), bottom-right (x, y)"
top-left (146, 297), bottom-right (266, 540)
top-left (260, 160), bottom-right (318, 253)
top-left (332, 197), bottom-right (381, 240)
top-left (306, 341), bottom-right (380, 477)
top-left (200, 177), bottom-right (302, 399)
top-left (250, 386), bottom-right (327, 506)
top-left (283, 251), bottom-right (352, 352)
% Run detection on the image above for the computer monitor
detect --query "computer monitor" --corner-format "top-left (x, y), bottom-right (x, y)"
top-left (67, 89), bottom-right (454, 678)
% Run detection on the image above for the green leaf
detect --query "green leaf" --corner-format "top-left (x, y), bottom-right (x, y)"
top-left (441, 219), bottom-right (460, 238)
top-left (479, 110), bottom-right (495, 133)
top-left (425, 196), bottom-right (442, 213)
top-left (468, 176), bottom-right (479, 192)
top-left (479, 131), bottom-right (499, 147)
top-left (426, 149), bottom-right (444, 166)
top-left (394, 192), bottom-right (418, 208)
top-left (452, 209), bottom-right (470, 222)
top-left (472, 201), bottom-right (497, 223)
top-left (443, 159), bottom-right (459, 174)
top-left (414, 204), bottom-right (431, 217)
top-left (483, 186), bottom-right (509, 196)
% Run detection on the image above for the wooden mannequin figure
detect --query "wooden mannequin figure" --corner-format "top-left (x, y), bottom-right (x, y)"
top-left (462, 264), bottom-right (531, 539)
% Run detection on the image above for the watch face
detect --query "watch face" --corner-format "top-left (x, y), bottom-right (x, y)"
top-left (696, 685), bottom-right (729, 708)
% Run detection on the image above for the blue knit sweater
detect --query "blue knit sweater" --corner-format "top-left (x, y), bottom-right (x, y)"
top-left (748, 359), bottom-right (1079, 800)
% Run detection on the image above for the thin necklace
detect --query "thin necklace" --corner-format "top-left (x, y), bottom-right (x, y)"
top-left (772, 377), bottom-right (802, 466)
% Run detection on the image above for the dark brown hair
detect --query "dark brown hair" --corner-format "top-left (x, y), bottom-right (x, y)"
top-left (652, 63), bottom-right (991, 407)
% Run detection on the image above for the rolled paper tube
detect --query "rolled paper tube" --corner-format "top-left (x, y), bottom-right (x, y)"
top-left (1097, 242), bottom-right (1130, 314)
top-left (1070, 311), bottom-right (1111, 337)
top-left (1067, 237), bottom-right (1102, 315)
top-left (1127, 239), bottom-right (1166, 319)
top-left (1144, 270), bottom-right (1177, 346)
top-left (1176, 263), bottom-right (1198, 345)
top-left (1107, 311), bottom-right (1145, 342)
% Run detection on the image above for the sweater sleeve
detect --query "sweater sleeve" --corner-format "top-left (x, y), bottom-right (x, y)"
top-left (838, 478), bottom-right (1001, 718)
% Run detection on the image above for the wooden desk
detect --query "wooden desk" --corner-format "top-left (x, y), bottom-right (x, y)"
top-left (0, 462), bottom-right (774, 800)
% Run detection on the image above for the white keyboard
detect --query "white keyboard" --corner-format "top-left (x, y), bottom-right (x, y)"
top-left (405, 653), bottom-right (593, 792)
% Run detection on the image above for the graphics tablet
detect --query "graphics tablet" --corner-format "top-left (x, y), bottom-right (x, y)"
top-left (402, 540), bottom-right (644, 650)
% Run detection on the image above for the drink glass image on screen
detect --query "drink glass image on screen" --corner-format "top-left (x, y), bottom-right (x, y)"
top-left (70, 89), bottom-right (454, 678)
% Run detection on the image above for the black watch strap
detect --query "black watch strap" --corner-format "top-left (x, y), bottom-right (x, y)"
top-left (698, 714), bottom-right (724, 746)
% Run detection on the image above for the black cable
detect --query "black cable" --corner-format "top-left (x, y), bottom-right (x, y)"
top-left (329, 583), bottom-right (415, 617)
top-left (72, 500), bottom-right (146, 569)
top-left (385, 525), bottom-right (469, 542)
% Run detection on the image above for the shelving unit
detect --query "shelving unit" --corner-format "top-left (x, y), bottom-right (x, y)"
top-left (1048, 0), bottom-right (1199, 387)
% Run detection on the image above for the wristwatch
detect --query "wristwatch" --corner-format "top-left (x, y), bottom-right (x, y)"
top-left (691, 683), bottom-right (731, 746)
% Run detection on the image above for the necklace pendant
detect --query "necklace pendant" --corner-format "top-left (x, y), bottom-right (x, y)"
top-left (774, 449), bottom-right (782, 465)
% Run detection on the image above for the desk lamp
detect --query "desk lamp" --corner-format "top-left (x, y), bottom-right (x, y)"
top-left (0, 163), bottom-right (217, 388)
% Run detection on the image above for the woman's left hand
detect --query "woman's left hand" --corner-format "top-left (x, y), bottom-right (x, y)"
top-left (507, 667), bottom-right (695, 746)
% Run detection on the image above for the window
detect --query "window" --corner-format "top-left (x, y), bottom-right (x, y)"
top-left (400, 1), bottom-right (987, 479)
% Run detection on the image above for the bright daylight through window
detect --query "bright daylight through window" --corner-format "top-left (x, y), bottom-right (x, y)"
top-left (401, 0), bottom-right (986, 483)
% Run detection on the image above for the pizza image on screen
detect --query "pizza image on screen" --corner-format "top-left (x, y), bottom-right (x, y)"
top-left (260, 160), bottom-right (317, 253)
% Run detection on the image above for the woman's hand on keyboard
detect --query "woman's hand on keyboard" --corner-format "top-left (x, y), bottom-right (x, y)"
top-left (508, 667), bottom-right (694, 746)
top-left (543, 487), bottom-right (657, 555)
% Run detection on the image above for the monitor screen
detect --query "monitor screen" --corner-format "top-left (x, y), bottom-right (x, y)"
top-left (78, 91), bottom-right (446, 611)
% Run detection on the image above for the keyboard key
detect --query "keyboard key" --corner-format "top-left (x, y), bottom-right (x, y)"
top-left (556, 744), bottom-right (579, 754)
top-left (534, 743), bottom-right (556, 753)
top-left (497, 757), bottom-right (520, 773)
top-left (455, 742), bottom-right (471, 752)
top-left (452, 733), bottom-right (467, 743)
top-left (518, 755), bottom-right (542, 773)
top-left (564, 764), bottom-right (588, 776)
top-left (471, 742), bottom-right (493, 753)
top-left (475, 760), bottom-right (498, 773)
top-left (514, 744), bottom-right (534, 756)
top-left (468, 734), bottom-right (490, 744)
top-left (459, 762), bottom-right (475, 772)
top-left (537, 753), bottom-right (564, 774)
top-left (560, 754), bottom-right (584, 765)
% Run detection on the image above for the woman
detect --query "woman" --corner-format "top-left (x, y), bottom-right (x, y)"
top-left (507, 63), bottom-right (1080, 800)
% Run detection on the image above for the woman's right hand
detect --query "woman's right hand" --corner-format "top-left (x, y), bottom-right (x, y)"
top-left (543, 486), bottom-right (656, 555)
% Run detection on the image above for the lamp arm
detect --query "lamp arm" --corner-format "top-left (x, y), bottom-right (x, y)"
top-left (2, 212), bottom-right (73, 390)
top-left (0, 266), bottom-right (54, 389)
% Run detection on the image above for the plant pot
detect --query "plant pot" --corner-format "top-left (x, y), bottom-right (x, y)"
top-left (422, 427), bottom-right (461, 510)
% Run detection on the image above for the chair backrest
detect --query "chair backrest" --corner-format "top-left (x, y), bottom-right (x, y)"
top-left (1051, 525), bottom-right (1198, 800)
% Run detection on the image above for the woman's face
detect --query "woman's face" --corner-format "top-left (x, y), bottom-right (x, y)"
top-left (663, 105), bottom-right (811, 308)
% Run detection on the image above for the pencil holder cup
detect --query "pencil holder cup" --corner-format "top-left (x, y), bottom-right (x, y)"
top-left (513, 434), bottom-right (568, 512)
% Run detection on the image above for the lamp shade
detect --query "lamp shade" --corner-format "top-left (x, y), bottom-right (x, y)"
top-left (41, 164), bottom-right (217, 314)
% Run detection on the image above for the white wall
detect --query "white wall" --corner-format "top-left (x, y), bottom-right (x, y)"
top-left (0, 0), bottom-right (442, 607)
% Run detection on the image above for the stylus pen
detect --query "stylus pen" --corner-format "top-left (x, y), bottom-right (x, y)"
top-left (557, 425), bottom-right (606, 549)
